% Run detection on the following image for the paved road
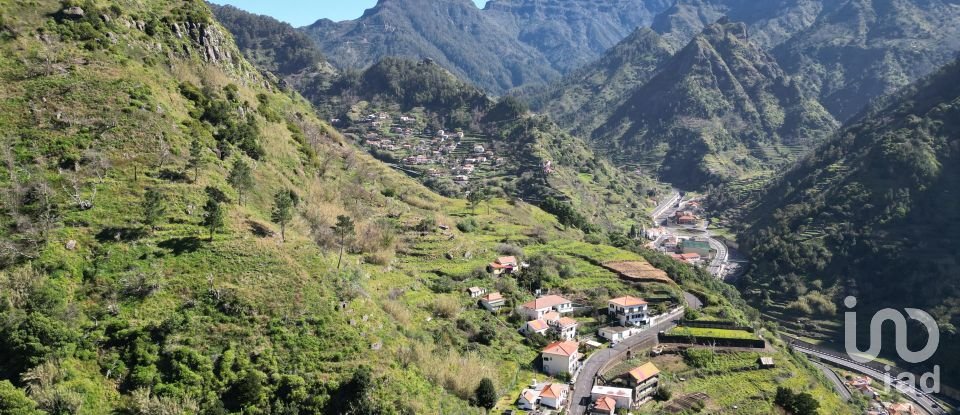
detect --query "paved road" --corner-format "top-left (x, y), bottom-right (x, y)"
top-left (790, 343), bottom-right (945, 415)
top-left (568, 307), bottom-right (685, 415)
top-left (651, 192), bottom-right (681, 222)
top-left (810, 361), bottom-right (852, 401)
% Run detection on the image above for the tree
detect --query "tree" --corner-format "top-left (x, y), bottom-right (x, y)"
top-left (271, 190), bottom-right (294, 242)
top-left (474, 377), bottom-right (497, 412)
top-left (0, 380), bottom-right (42, 415)
top-left (227, 159), bottom-right (253, 205)
top-left (223, 370), bottom-right (265, 412)
top-left (333, 215), bottom-right (354, 270)
top-left (187, 138), bottom-right (205, 182)
top-left (202, 197), bottom-right (225, 241)
top-left (467, 186), bottom-right (484, 215)
top-left (141, 187), bottom-right (165, 232)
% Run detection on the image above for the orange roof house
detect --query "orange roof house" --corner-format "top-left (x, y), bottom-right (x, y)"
top-left (542, 341), bottom-right (580, 357)
top-left (628, 362), bottom-right (661, 383)
top-left (609, 296), bottom-right (648, 307)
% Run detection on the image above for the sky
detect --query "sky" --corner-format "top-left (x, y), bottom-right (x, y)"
top-left (210, 0), bottom-right (488, 27)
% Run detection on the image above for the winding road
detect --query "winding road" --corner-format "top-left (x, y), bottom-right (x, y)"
top-left (790, 343), bottom-right (946, 415)
top-left (568, 295), bottom-right (701, 415)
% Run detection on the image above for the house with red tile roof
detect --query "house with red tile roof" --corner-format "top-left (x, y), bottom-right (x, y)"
top-left (541, 341), bottom-right (581, 376)
top-left (521, 295), bottom-right (573, 320)
top-left (628, 362), bottom-right (661, 403)
top-left (480, 292), bottom-right (505, 312)
top-left (488, 256), bottom-right (519, 275)
top-left (538, 383), bottom-right (569, 409)
top-left (590, 395), bottom-right (616, 415)
top-left (590, 385), bottom-right (632, 414)
top-left (608, 296), bottom-right (650, 327)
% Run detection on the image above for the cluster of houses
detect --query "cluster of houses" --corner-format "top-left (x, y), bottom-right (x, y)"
top-left (466, 256), bottom-right (672, 412)
top-left (351, 112), bottom-right (506, 185)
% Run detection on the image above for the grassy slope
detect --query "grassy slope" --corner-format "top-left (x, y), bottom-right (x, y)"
top-left (0, 0), bottom-right (855, 413)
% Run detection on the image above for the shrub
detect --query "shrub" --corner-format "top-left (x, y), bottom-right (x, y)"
top-left (456, 217), bottom-right (478, 233)
top-left (496, 243), bottom-right (523, 257)
top-left (433, 296), bottom-right (461, 319)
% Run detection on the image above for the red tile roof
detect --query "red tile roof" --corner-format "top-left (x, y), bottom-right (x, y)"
top-left (608, 296), bottom-right (648, 307)
top-left (482, 292), bottom-right (503, 302)
top-left (595, 396), bottom-right (616, 411)
top-left (522, 295), bottom-right (571, 310)
top-left (526, 319), bottom-right (549, 332)
top-left (540, 383), bottom-right (566, 399)
top-left (542, 341), bottom-right (579, 357)
top-left (628, 362), bottom-right (661, 382)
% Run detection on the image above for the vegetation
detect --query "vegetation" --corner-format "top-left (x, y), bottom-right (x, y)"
top-left (739, 60), bottom-right (960, 384)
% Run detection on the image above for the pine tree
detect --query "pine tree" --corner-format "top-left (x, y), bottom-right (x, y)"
top-left (271, 190), bottom-right (294, 242)
top-left (333, 215), bottom-right (355, 270)
top-left (202, 197), bottom-right (225, 241)
top-left (474, 377), bottom-right (497, 412)
top-left (227, 159), bottom-right (254, 205)
top-left (188, 138), bottom-right (206, 182)
top-left (142, 187), bottom-right (165, 232)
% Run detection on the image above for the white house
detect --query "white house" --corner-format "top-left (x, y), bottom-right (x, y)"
top-left (590, 386), bottom-right (633, 411)
top-left (467, 286), bottom-right (485, 298)
top-left (608, 296), bottom-right (650, 327)
top-left (539, 383), bottom-right (569, 409)
top-left (549, 317), bottom-right (579, 341)
top-left (523, 319), bottom-right (550, 336)
top-left (598, 326), bottom-right (640, 344)
top-left (520, 295), bottom-right (573, 320)
top-left (480, 292), bottom-right (505, 312)
top-left (518, 388), bottom-right (539, 410)
top-left (517, 383), bottom-right (568, 410)
top-left (541, 341), bottom-right (581, 376)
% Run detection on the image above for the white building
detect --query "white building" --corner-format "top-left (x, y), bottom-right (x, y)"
top-left (480, 292), bottom-right (505, 312)
top-left (608, 296), bottom-right (650, 327)
top-left (520, 295), bottom-right (573, 320)
top-left (590, 385), bottom-right (633, 411)
top-left (541, 341), bottom-right (581, 376)
top-left (598, 326), bottom-right (640, 344)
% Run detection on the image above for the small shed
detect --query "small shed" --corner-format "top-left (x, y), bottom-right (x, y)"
top-left (757, 356), bottom-right (775, 369)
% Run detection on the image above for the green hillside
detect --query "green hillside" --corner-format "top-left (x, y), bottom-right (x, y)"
top-left (589, 21), bottom-right (837, 188)
top-left (739, 60), bottom-right (960, 383)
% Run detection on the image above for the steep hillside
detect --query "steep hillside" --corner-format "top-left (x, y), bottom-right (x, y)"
top-left (773, 0), bottom-right (960, 121)
top-left (527, 28), bottom-right (674, 136)
top-left (739, 60), bottom-right (960, 381)
top-left (590, 21), bottom-right (837, 188)
top-left (650, 0), bottom-right (832, 51)
top-left (209, 6), bottom-right (667, 232)
top-left (483, 0), bottom-right (674, 72)
top-left (0, 0), bottom-right (561, 412)
top-left (301, 0), bottom-right (558, 94)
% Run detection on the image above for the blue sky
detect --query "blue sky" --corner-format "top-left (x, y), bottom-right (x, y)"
top-left (210, 0), bottom-right (488, 27)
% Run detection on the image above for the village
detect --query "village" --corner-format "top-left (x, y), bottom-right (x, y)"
top-left (466, 253), bottom-right (780, 415)
top-left (335, 111), bottom-right (510, 189)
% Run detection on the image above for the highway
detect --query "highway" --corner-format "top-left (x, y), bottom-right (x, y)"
top-left (790, 343), bottom-right (946, 415)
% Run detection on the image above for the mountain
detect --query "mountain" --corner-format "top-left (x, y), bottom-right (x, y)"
top-left (527, 28), bottom-right (674, 136)
top-left (211, 5), bottom-right (666, 232)
top-left (482, 0), bottom-right (675, 72)
top-left (738, 60), bottom-right (960, 381)
top-left (301, 0), bottom-right (559, 94)
top-left (649, 0), bottom-right (960, 122)
top-left (301, 0), bottom-right (680, 94)
top-left (587, 21), bottom-right (837, 188)
top-left (772, 0), bottom-right (960, 121)
top-left (650, 0), bottom-right (833, 51)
